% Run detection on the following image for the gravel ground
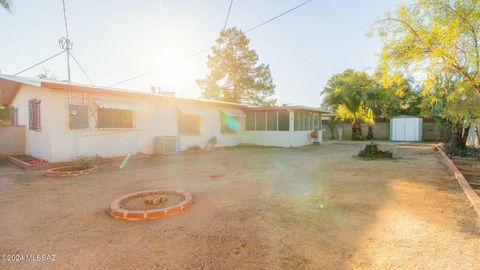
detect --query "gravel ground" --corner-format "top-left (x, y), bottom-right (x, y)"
top-left (0, 144), bottom-right (479, 269)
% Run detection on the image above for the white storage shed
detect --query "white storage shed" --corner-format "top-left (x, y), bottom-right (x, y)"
top-left (390, 116), bottom-right (423, 142)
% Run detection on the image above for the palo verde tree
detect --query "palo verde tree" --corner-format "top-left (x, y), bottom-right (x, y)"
top-left (374, 0), bottom-right (480, 94)
top-left (322, 69), bottom-right (381, 140)
top-left (373, 0), bottom-right (480, 146)
top-left (421, 71), bottom-right (480, 145)
top-left (197, 27), bottom-right (276, 106)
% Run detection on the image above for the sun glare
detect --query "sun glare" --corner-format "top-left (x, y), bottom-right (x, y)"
top-left (153, 49), bottom-right (192, 91)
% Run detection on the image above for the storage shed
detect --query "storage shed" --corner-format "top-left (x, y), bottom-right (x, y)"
top-left (390, 116), bottom-right (423, 142)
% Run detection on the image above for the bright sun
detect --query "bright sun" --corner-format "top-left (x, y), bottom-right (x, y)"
top-left (153, 49), bottom-right (192, 91)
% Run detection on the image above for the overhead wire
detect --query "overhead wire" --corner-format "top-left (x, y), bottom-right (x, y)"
top-left (70, 53), bottom-right (94, 84)
top-left (223, 0), bottom-right (234, 30)
top-left (13, 50), bottom-right (66, 76)
top-left (109, 0), bottom-right (314, 87)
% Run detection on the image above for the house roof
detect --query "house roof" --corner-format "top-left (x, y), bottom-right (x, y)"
top-left (0, 75), bottom-right (331, 114)
top-left (245, 105), bottom-right (332, 114)
top-left (0, 75), bottom-right (246, 109)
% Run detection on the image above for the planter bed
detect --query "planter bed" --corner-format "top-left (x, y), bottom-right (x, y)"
top-left (437, 145), bottom-right (480, 216)
top-left (7, 154), bottom-right (47, 169)
top-left (46, 166), bottom-right (97, 177)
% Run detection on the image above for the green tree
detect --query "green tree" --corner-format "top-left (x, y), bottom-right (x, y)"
top-left (421, 72), bottom-right (480, 146)
top-left (0, 0), bottom-right (11, 12)
top-left (322, 69), bottom-right (381, 140)
top-left (374, 0), bottom-right (480, 147)
top-left (374, 0), bottom-right (480, 95)
top-left (197, 27), bottom-right (276, 106)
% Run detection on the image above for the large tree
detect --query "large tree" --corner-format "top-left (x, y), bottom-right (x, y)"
top-left (374, 0), bottom-right (480, 95)
top-left (374, 0), bottom-right (480, 147)
top-left (322, 69), bottom-right (382, 140)
top-left (197, 27), bottom-right (276, 106)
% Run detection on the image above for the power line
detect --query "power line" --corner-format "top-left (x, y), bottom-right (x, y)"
top-left (109, 0), bottom-right (314, 87)
top-left (223, 0), bottom-right (234, 30)
top-left (13, 50), bottom-right (66, 76)
top-left (245, 0), bottom-right (313, 33)
top-left (70, 53), bottom-right (94, 84)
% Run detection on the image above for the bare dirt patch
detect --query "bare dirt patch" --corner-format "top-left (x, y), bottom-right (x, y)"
top-left (0, 145), bottom-right (479, 269)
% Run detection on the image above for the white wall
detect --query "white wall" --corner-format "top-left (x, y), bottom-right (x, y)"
top-left (241, 131), bottom-right (292, 147)
top-left (176, 104), bottom-right (244, 151)
top-left (47, 90), bottom-right (178, 162)
top-left (10, 85), bottom-right (324, 162)
top-left (10, 85), bottom-right (53, 161)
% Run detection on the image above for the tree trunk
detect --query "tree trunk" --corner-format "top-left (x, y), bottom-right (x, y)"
top-left (447, 122), bottom-right (467, 149)
top-left (351, 119), bottom-right (363, 140)
top-left (366, 124), bottom-right (374, 140)
top-left (461, 125), bottom-right (470, 148)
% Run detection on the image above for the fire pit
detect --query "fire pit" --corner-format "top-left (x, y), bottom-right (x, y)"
top-left (46, 166), bottom-right (97, 177)
top-left (109, 189), bottom-right (193, 220)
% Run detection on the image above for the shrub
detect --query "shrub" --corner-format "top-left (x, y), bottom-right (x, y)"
top-left (358, 144), bottom-right (393, 159)
top-left (186, 145), bottom-right (202, 152)
top-left (76, 156), bottom-right (94, 170)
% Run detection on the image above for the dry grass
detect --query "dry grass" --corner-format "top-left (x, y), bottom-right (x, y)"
top-left (0, 144), bottom-right (479, 269)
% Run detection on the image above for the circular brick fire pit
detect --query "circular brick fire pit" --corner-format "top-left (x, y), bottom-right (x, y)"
top-left (109, 189), bottom-right (193, 221)
top-left (46, 166), bottom-right (97, 177)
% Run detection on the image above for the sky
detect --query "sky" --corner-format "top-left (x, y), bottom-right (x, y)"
top-left (0, 0), bottom-right (407, 107)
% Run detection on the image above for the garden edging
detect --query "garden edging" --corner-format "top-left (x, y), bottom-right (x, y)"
top-left (436, 145), bottom-right (480, 217)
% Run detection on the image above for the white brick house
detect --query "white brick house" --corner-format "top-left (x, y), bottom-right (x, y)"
top-left (0, 75), bottom-right (330, 162)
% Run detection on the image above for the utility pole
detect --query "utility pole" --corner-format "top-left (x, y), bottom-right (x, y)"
top-left (60, 0), bottom-right (72, 82)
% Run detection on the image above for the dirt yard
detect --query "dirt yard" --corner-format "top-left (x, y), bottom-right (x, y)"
top-left (0, 144), bottom-right (479, 269)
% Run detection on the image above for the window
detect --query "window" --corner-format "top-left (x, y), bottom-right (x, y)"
top-left (178, 113), bottom-right (201, 134)
top-left (97, 108), bottom-right (133, 129)
top-left (267, 111), bottom-right (277, 131)
top-left (255, 112), bottom-right (266, 131)
top-left (221, 112), bottom-right (240, 133)
top-left (278, 111), bottom-right (289, 131)
top-left (246, 111), bottom-right (255, 131)
top-left (28, 99), bottom-right (41, 130)
top-left (9, 106), bottom-right (18, 126)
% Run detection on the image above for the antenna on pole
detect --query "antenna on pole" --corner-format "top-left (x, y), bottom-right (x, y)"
top-left (59, 0), bottom-right (72, 82)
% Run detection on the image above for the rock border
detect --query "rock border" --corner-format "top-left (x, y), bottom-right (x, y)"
top-left (109, 189), bottom-right (193, 221)
top-left (45, 166), bottom-right (97, 177)
top-left (436, 145), bottom-right (480, 217)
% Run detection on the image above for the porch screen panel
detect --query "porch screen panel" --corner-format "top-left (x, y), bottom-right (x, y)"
top-left (267, 111), bottom-right (277, 131)
top-left (256, 112), bottom-right (266, 131)
top-left (278, 111), bottom-right (289, 131)
top-left (294, 112), bottom-right (300, 131)
top-left (305, 113), bottom-right (312, 130)
top-left (246, 111), bottom-right (255, 131)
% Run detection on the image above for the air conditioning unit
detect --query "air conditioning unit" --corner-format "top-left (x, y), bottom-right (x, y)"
top-left (153, 136), bottom-right (178, 154)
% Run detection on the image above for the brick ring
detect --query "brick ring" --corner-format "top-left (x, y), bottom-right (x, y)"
top-left (46, 166), bottom-right (97, 177)
top-left (109, 189), bottom-right (193, 221)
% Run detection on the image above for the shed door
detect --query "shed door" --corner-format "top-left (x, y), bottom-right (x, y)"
top-left (393, 118), bottom-right (405, 141)
top-left (404, 118), bottom-right (417, 141)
